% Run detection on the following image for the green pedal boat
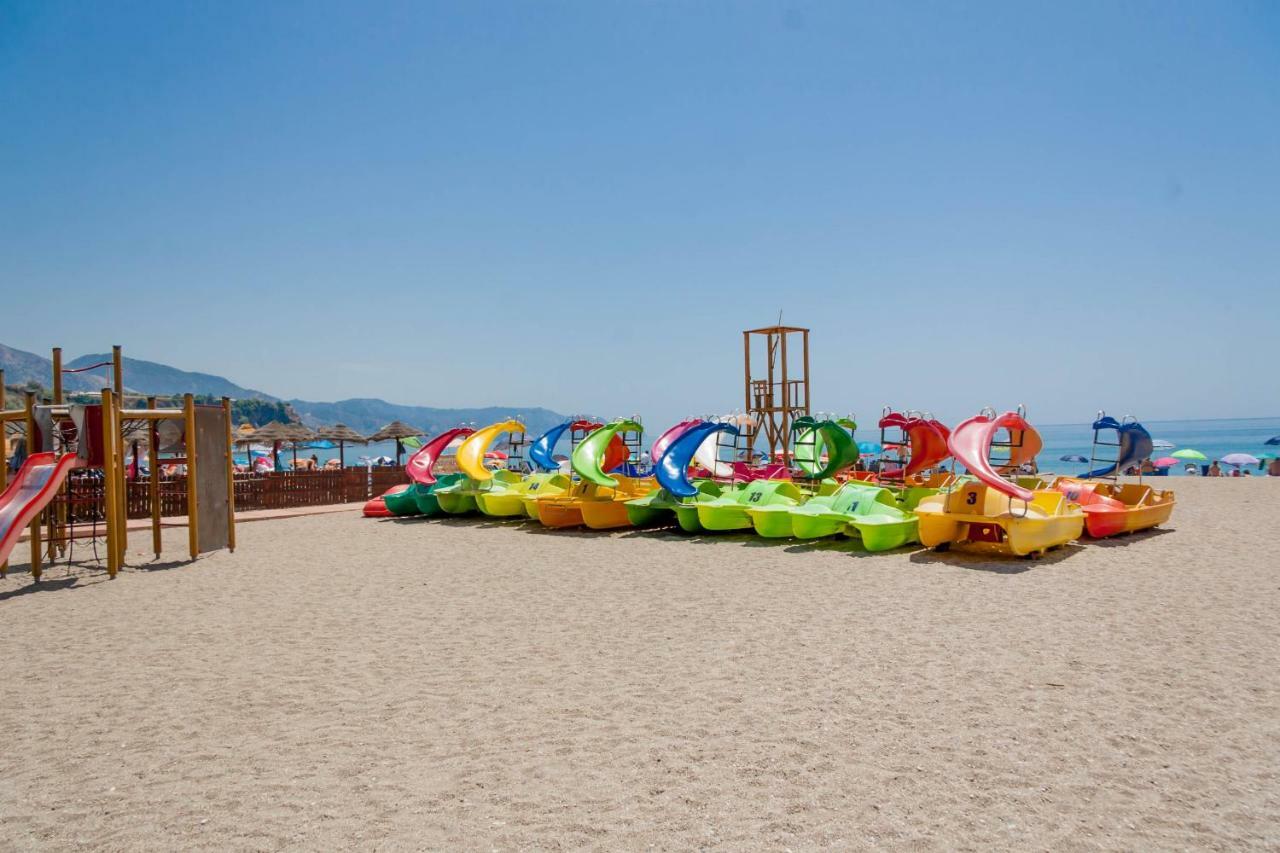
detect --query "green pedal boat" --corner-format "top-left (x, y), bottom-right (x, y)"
top-left (748, 482), bottom-right (919, 551)
top-left (695, 479), bottom-right (806, 532)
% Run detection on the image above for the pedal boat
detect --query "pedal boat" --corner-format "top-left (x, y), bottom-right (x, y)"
top-left (749, 482), bottom-right (919, 550)
top-left (1052, 478), bottom-right (1175, 538)
top-left (913, 410), bottom-right (1084, 557)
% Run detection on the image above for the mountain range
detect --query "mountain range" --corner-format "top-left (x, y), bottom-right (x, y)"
top-left (1, 343), bottom-right (566, 436)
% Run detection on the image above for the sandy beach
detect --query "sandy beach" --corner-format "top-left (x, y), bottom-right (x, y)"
top-left (1, 477), bottom-right (1277, 850)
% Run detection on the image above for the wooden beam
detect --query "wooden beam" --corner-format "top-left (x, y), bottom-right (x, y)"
top-left (184, 393), bottom-right (199, 560)
top-left (147, 396), bottom-right (161, 558)
top-left (51, 347), bottom-right (63, 405)
top-left (223, 397), bottom-right (236, 553)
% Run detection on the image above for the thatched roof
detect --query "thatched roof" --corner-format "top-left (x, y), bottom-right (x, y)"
top-left (313, 423), bottom-right (366, 444)
top-left (244, 421), bottom-right (292, 443)
top-left (280, 422), bottom-right (316, 442)
top-left (367, 420), bottom-right (425, 442)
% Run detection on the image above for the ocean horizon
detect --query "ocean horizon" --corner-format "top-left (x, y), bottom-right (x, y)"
top-left (271, 415), bottom-right (1280, 477)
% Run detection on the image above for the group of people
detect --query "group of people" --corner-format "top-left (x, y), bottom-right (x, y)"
top-left (1202, 458), bottom-right (1280, 477)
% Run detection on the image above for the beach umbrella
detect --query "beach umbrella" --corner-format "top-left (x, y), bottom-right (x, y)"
top-left (246, 421), bottom-right (294, 470)
top-left (312, 423), bottom-right (367, 470)
top-left (1171, 449), bottom-right (1207, 461)
top-left (279, 423), bottom-right (317, 469)
top-left (1219, 453), bottom-right (1259, 467)
top-left (1059, 454), bottom-right (1089, 463)
top-left (857, 441), bottom-right (882, 456)
top-left (1151, 439), bottom-right (1175, 450)
top-left (1153, 456), bottom-right (1179, 468)
top-left (367, 420), bottom-right (427, 466)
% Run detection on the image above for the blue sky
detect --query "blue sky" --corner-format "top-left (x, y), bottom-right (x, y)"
top-left (2, 1), bottom-right (1277, 430)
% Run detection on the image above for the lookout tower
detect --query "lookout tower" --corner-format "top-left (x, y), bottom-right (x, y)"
top-left (742, 325), bottom-right (810, 460)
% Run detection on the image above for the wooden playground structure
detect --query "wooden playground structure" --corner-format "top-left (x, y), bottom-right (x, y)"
top-left (1, 346), bottom-right (235, 581)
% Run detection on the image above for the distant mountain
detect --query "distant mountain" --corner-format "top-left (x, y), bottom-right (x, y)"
top-left (67, 353), bottom-right (278, 401)
top-left (287, 398), bottom-right (567, 437)
top-left (3, 341), bottom-right (568, 437)
top-left (0, 343), bottom-right (105, 392)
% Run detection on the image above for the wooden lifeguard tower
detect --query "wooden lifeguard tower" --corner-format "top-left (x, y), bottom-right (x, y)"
top-left (742, 324), bottom-right (810, 460)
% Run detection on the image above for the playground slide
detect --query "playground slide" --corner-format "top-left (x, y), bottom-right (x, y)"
top-left (0, 452), bottom-right (81, 567)
top-left (406, 427), bottom-right (474, 485)
top-left (455, 420), bottom-right (525, 481)
top-left (948, 412), bottom-right (1036, 502)
top-left (572, 420), bottom-right (641, 488)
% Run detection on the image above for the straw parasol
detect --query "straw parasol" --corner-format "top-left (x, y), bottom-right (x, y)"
top-left (312, 423), bottom-right (367, 469)
top-left (279, 422), bottom-right (317, 469)
top-left (244, 421), bottom-right (295, 470)
top-left (367, 420), bottom-right (426, 466)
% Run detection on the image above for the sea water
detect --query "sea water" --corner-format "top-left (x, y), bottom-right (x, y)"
top-left (1033, 417), bottom-right (1280, 476)
top-left (266, 417), bottom-right (1280, 477)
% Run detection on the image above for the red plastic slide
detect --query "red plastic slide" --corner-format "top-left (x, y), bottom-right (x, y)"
top-left (406, 427), bottom-right (474, 485)
top-left (947, 412), bottom-right (1037, 502)
top-left (0, 452), bottom-right (82, 566)
top-left (904, 417), bottom-right (951, 478)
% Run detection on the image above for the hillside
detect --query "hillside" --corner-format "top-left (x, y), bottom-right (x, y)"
top-left (0, 344), bottom-right (105, 392)
top-left (2, 342), bottom-right (568, 435)
top-left (288, 398), bottom-right (566, 437)
top-left (67, 353), bottom-right (278, 401)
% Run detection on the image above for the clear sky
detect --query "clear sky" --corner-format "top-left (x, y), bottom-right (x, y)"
top-left (2, 1), bottom-right (1277, 430)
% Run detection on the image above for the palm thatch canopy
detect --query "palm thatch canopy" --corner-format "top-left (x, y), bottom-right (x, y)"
top-left (280, 422), bottom-right (317, 442)
top-left (244, 421), bottom-right (293, 443)
top-left (312, 423), bottom-right (366, 469)
top-left (367, 420), bottom-right (426, 442)
top-left (313, 423), bottom-right (366, 444)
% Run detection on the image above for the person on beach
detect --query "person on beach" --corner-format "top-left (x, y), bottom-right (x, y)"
top-left (1208, 461), bottom-right (1222, 477)
top-left (1270, 458), bottom-right (1280, 476)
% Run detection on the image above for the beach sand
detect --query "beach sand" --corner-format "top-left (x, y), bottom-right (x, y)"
top-left (1, 477), bottom-right (1277, 850)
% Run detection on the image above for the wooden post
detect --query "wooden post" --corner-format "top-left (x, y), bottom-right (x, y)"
top-left (222, 397), bottom-right (236, 552)
top-left (51, 347), bottom-right (63, 404)
top-left (112, 345), bottom-right (123, 400)
top-left (24, 391), bottom-right (41, 581)
top-left (112, 346), bottom-right (128, 557)
top-left (184, 393), bottom-right (199, 560)
top-left (147, 396), bottom-right (161, 558)
top-left (101, 389), bottom-right (120, 578)
top-left (802, 329), bottom-right (810, 413)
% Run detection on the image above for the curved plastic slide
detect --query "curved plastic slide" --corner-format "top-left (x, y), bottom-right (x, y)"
top-left (650, 419), bottom-right (701, 467)
top-left (406, 427), bottom-right (474, 486)
top-left (456, 420), bottom-right (525, 481)
top-left (1082, 417), bottom-right (1154, 479)
top-left (529, 421), bottom-right (570, 471)
top-left (0, 452), bottom-right (82, 565)
top-left (811, 420), bottom-right (859, 479)
top-left (948, 412), bottom-right (1038, 502)
top-left (572, 420), bottom-right (641, 488)
top-left (657, 421), bottom-right (738, 498)
top-left (693, 424), bottom-right (736, 479)
top-left (903, 417), bottom-right (951, 478)
top-left (529, 420), bottom-right (601, 471)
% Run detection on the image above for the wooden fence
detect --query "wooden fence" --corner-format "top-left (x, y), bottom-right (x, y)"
top-left (56, 467), bottom-right (412, 521)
